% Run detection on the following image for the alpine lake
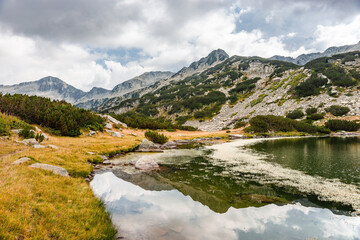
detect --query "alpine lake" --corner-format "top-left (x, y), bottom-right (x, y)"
top-left (91, 137), bottom-right (360, 240)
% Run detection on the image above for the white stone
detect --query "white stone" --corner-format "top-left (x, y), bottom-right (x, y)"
top-left (30, 163), bottom-right (69, 177)
top-left (134, 156), bottom-right (159, 170)
top-left (104, 123), bottom-right (112, 129)
top-left (47, 145), bottom-right (59, 149)
top-left (12, 157), bottom-right (31, 165)
top-left (111, 132), bottom-right (123, 138)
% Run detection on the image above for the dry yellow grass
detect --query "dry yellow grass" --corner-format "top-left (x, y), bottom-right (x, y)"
top-left (0, 127), bottom-right (236, 239)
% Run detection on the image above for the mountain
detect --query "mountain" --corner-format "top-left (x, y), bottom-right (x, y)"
top-left (270, 41), bottom-right (360, 65)
top-left (75, 71), bottom-right (174, 109)
top-left (104, 51), bottom-right (360, 131)
top-left (0, 76), bottom-right (86, 103)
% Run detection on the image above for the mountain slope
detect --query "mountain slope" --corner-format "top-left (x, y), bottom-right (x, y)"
top-left (105, 51), bottom-right (360, 131)
top-left (0, 76), bottom-right (86, 103)
top-left (270, 41), bottom-right (360, 65)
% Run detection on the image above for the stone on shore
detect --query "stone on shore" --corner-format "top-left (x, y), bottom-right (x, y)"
top-left (229, 134), bottom-right (244, 139)
top-left (137, 139), bottom-right (163, 152)
top-left (12, 157), bottom-right (31, 165)
top-left (134, 156), bottom-right (159, 170)
top-left (30, 163), bottom-right (69, 177)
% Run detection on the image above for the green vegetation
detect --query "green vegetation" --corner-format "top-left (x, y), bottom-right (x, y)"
top-left (286, 109), bottom-right (304, 119)
top-left (112, 112), bottom-right (196, 131)
top-left (250, 94), bottom-right (267, 107)
top-left (0, 94), bottom-right (104, 136)
top-left (230, 77), bottom-right (260, 94)
top-left (248, 115), bottom-right (328, 134)
top-left (294, 74), bottom-right (327, 97)
top-left (234, 120), bottom-right (247, 129)
top-left (88, 155), bottom-right (104, 164)
top-left (0, 112), bottom-right (32, 136)
top-left (325, 120), bottom-right (360, 132)
top-left (306, 107), bottom-right (317, 115)
top-left (325, 105), bottom-right (350, 116)
top-left (145, 130), bottom-right (169, 144)
top-left (324, 66), bottom-right (356, 87)
top-left (19, 126), bottom-right (35, 139)
top-left (307, 113), bottom-right (325, 121)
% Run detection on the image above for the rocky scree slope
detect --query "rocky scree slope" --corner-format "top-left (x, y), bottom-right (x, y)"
top-left (103, 51), bottom-right (360, 131)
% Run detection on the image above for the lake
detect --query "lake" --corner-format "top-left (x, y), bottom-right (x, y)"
top-left (91, 137), bottom-right (360, 240)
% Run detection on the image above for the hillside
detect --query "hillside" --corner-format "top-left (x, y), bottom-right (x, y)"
top-left (104, 51), bottom-right (360, 131)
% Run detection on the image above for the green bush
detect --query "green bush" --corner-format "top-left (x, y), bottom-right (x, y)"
top-left (249, 115), bottom-right (319, 134)
top-left (286, 109), bottom-right (304, 119)
top-left (19, 127), bottom-right (35, 139)
top-left (294, 74), bottom-right (327, 97)
top-left (234, 120), bottom-right (246, 128)
top-left (306, 107), bottom-right (317, 115)
top-left (324, 66), bottom-right (356, 87)
top-left (35, 133), bottom-right (45, 143)
top-left (306, 113), bottom-right (325, 120)
top-left (88, 156), bottom-right (103, 164)
top-left (145, 130), bottom-right (169, 144)
top-left (325, 120), bottom-right (360, 131)
top-left (325, 105), bottom-right (350, 116)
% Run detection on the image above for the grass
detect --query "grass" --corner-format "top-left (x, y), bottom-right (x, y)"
top-left (250, 94), bottom-right (268, 107)
top-left (0, 123), bottom-right (235, 239)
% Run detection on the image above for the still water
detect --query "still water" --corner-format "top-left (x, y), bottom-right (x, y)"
top-left (91, 137), bottom-right (360, 240)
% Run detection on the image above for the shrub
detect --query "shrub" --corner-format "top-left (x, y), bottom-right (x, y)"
top-left (323, 66), bottom-right (356, 87)
top-left (325, 105), bottom-right (350, 116)
top-left (325, 120), bottom-right (360, 132)
top-left (306, 107), bottom-right (317, 115)
top-left (294, 74), bottom-right (327, 97)
top-left (249, 115), bottom-right (319, 134)
top-left (286, 109), bottom-right (304, 119)
top-left (88, 156), bottom-right (103, 164)
top-left (234, 120), bottom-right (246, 129)
top-left (19, 127), bottom-right (35, 139)
top-left (306, 113), bottom-right (325, 120)
top-left (35, 133), bottom-right (45, 143)
top-left (145, 130), bottom-right (169, 144)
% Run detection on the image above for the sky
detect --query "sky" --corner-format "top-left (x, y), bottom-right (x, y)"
top-left (0, 0), bottom-right (359, 91)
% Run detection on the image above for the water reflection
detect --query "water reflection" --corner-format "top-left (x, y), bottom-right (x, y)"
top-left (91, 172), bottom-right (360, 240)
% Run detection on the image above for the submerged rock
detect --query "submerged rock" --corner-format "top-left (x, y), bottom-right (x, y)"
top-left (134, 156), bottom-right (159, 170)
top-left (137, 139), bottom-right (163, 152)
top-left (30, 163), bottom-right (69, 177)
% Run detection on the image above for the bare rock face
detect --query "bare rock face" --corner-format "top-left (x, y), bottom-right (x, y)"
top-left (137, 139), bottom-right (162, 152)
top-left (30, 163), bottom-right (69, 177)
top-left (104, 123), bottom-right (112, 129)
top-left (12, 157), bottom-right (31, 165)
top-left (134, 156), bottom-right (159, 170)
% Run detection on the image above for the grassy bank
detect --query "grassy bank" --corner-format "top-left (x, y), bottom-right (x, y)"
top-left (0, 125), bottom-right (232, 239)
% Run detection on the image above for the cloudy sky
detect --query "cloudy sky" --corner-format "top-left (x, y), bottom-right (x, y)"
top-left (0, 0), bottom-right (359, 91)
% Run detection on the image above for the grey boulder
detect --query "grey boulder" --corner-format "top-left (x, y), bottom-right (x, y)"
top-left (30, 163), bottom-right (69, 177)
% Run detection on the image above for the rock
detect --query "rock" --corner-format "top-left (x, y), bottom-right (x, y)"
top-left (175, 139), bottom-right (191, 144)
top-left (105, 115), bottom-right (128, 128)
top-left (33, 144), bottom-right (45, 149)
top-left (87, 152), bottom-right (95, 155)
top-left (111, 132), bottom-right (123, 138)
top-left (30, 163), bottom-right (69, 177)
top-left (87, 130), bottom-right (96, 136)
top-left (100, 155), bottom-right (109, 161)
top-left (47, 145), bottom-right (59, 149)
top-left (229, 134), bottom-right (244, 139)
top-left (104, 123), bottom-right (112, 129)
top-left (11, 129), bottom-right (22, 134)
top-left (85, 178), bottom-right (90, 182)
top-left (40, 133), bottom-right (49, 140)
top-left (137, 139), bottom-right (163, 152)
top-left (20, 138), bottom-right (39, 146)
top-left (0, 136), bottom-right (9, 140)
top-left (103, 160), bottom-right (111, 165)
top-left (12, 157), bottom-right (31, 165)
top-left (35, 126), bottom-right (42, 132)
top-left (134, 156), bottom-right (159, 170)
top-left (162, 141), bottom-right (177, 149)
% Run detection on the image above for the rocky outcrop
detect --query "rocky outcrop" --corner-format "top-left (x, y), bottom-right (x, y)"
top-left (137, 139), bottom-right (163, 152)
top-left (134, 156), bottom-right (159, 170)
top-left (30, 163), bottom-right (69, 177)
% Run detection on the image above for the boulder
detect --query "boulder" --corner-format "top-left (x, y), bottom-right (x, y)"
top-left (162, 141), bottom-right (177, 149)
top-left (20, 138), bottom-right (39, 146)
top-left (104, 123), bottom-right (112, 129)
top-left (12, 157), bottom-right (31, 165)
top-left (105, 115), bottom-right (128, 128)
top-left (103, 160), bottom-right (111, 165)
top-left (33, 144), bottom-right (45, 149)
top-left (111, 132), bottom-right (124, 138)
top-left (35, 126), bottom-right (42, 132)
top-left (87, 130), bottom-right (96, 136)
top-left (47, 145), bottom-right (59, 149)
top-left (11, 129), bottom-right (22, 134)
top-left (30, 163), bottom-right (69, 177)
top-left (40, 133), bottom-right (49, 140)
top-left (137, 139), bottom-right (163, 152)
top-left (134, 156), bottom-right (159, 170)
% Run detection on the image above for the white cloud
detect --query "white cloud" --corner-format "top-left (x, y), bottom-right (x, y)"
top-left (315, 14), bottom-right (360, 48)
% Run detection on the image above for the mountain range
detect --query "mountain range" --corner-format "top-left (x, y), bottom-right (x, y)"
top-left (0, 42), bottom-right (359, 131)
top-left (270, 41), bottom-right (360, 65)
